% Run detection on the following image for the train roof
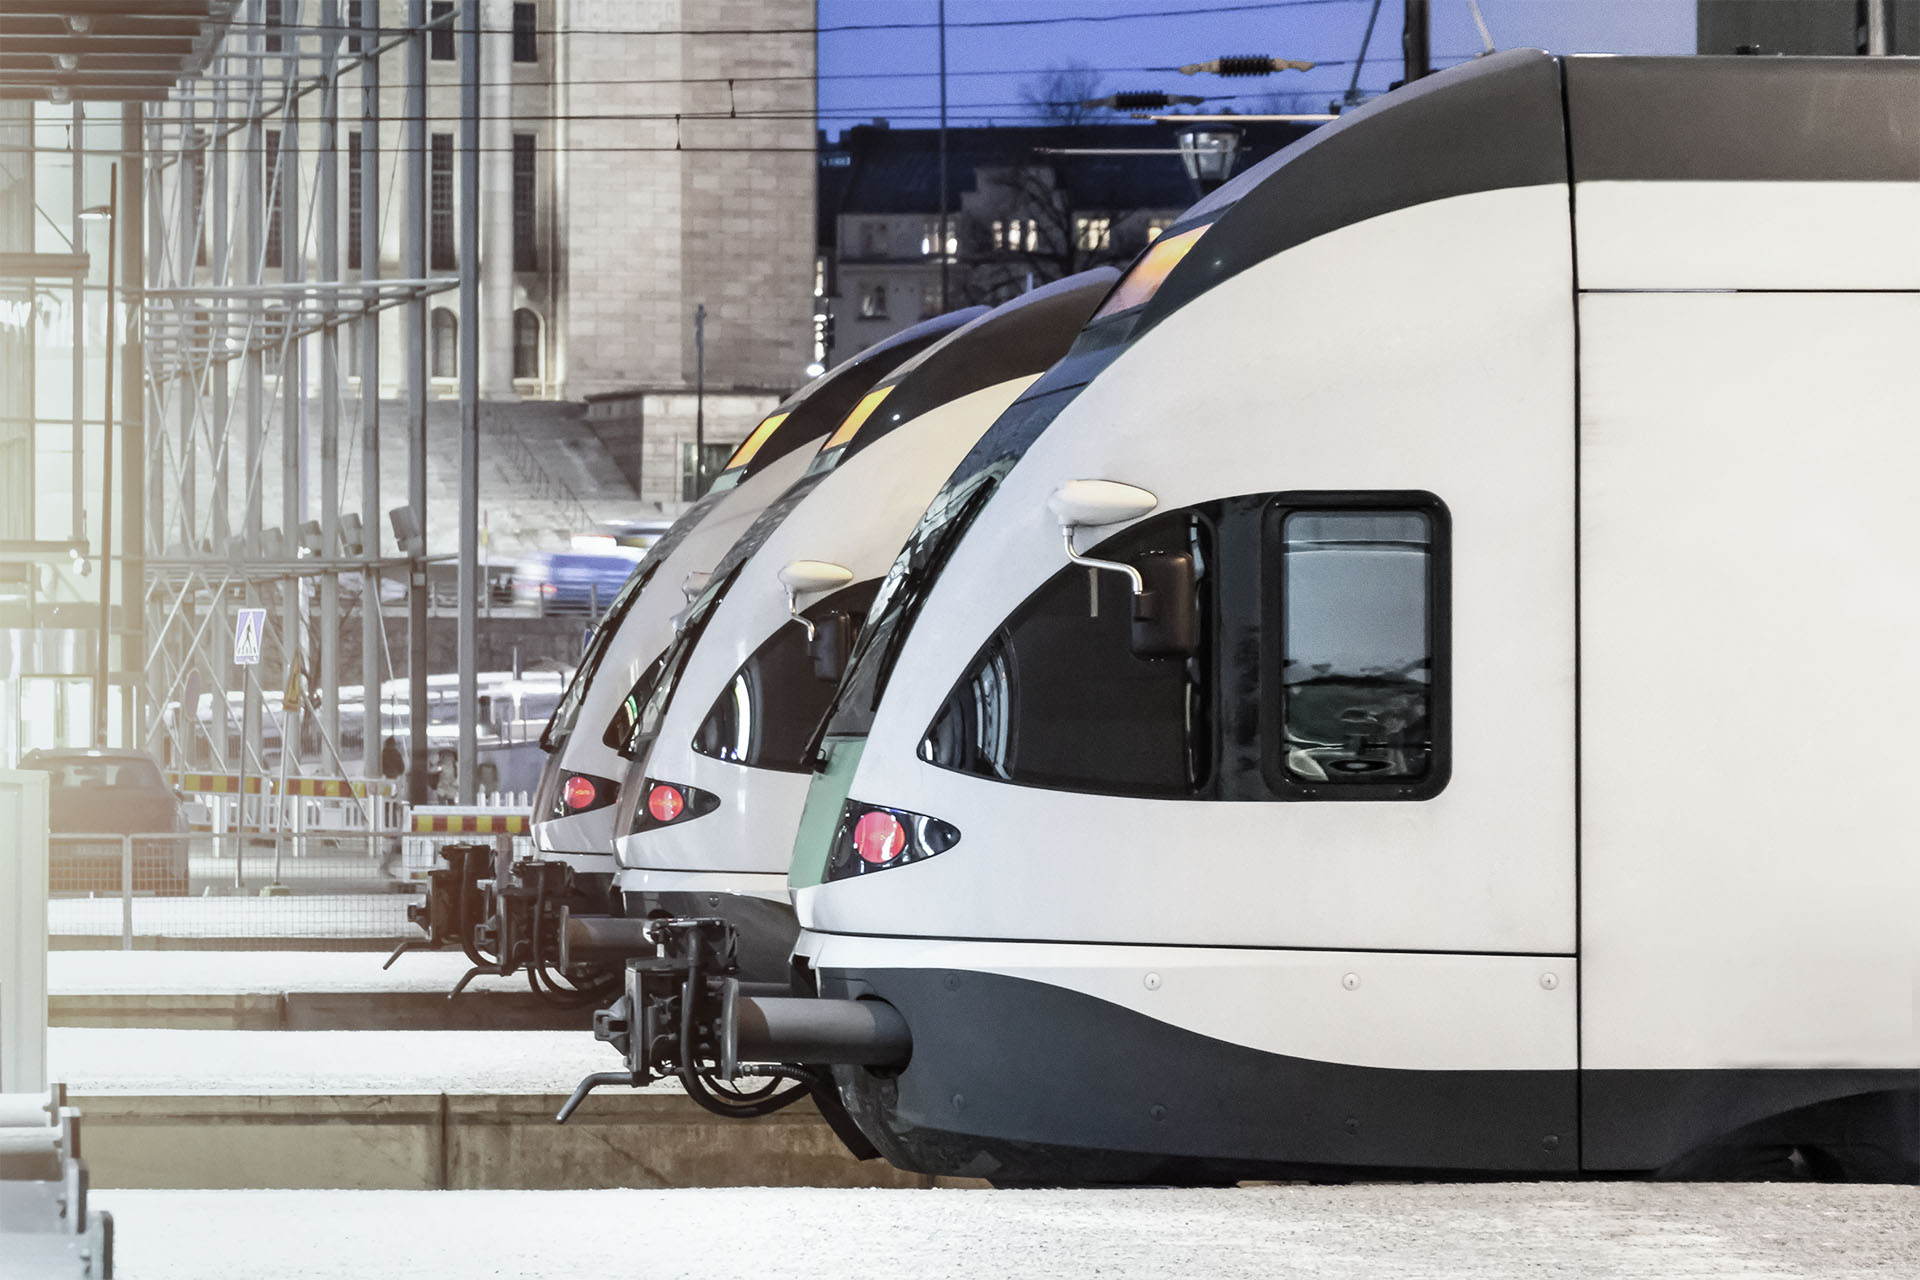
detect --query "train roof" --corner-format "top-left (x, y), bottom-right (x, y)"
top-left (1138, 50), bottom-right (1920, 333)
top-left (828, 267), bottom-right (1121, 467)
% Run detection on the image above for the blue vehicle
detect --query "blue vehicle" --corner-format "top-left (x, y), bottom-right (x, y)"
top-left (513, 547), bottom-right (643, 614)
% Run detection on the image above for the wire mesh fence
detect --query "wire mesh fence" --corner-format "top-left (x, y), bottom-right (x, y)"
top-left (48, 830), bottom-right (419, 950)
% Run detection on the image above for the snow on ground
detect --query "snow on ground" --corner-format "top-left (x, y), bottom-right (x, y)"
top-left (97, 1183), bottom-right (1920, 1280)
top-left (48, 1028), bottom-right (662, 1095)
top-left (49, 948), bottom-right (525, 995)
top-left (49, 893), bottom-right (413, 938)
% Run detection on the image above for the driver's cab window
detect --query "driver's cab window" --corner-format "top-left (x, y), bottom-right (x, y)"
top-left (920, 511), bottom-right (1211, 797)
top-left (1265, 494), bottom-right (1449, 801)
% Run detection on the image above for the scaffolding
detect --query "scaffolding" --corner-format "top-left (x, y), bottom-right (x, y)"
top-left (140, 0), bottom-right (483, 807)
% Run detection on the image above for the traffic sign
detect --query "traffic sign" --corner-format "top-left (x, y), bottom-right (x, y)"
top-left (234, 608), bottom-right (266, 665)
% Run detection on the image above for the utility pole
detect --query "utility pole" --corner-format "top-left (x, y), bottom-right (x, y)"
top-left (457, 0), bottom-right (481, 803)
top-left (1403, 0), bottom-right (1431, 84)
top-left (694, 303), bottom-right (706, 495)
top-left (937, 0), bottom-right (949, 313)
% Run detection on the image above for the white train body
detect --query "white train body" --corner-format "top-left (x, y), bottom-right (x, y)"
top-left (780, 52), bottom-right (1919, 1180)
top-left (609, 274), bottom-right (1117, 980)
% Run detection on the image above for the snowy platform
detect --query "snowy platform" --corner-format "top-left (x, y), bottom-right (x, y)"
top-left (49, 893), bottom-right (414, 941)
top-left (95, 1184), bottom-right (1920, 1279)
top-left (48, 949), bottom-right (529, 996)
top-left (50, 1027), bottom-right (622, 1094)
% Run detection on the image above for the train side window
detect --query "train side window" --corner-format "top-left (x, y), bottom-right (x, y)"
top-left (693, 581), bottom-right (880, 772)
top-left (1264, 494), bottom-right (1449, 801)
top-left (920, 513), bottom-right (1211, 797)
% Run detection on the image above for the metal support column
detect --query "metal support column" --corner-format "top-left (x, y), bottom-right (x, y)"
top-left (405, 0), bottom-right (429, 805)
top-left (280, 68), bottom-right (304, 772)
top-left (242, 0), bottom-right (266, 819)
top-left (122, 106), bottom-right (148, 749)
top-left (457, 0), bottom-right (481, 803)
top-left (318, 0), bottom-right (343, 760)
top-left (359, 0), bottom-right (383, 783)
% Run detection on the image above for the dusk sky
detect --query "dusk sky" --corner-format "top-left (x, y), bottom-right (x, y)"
top-left (816, 0), bottom-right (1697, 137)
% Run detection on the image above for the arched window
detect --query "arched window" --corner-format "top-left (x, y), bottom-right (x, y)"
top-left (512, 308), bottom-right (541, 381)
top-left (430, 307), bottom-right (457, 378)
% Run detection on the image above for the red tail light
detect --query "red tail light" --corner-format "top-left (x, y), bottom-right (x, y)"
top-left (648, 784), bottom-right (686, 823)
top-left (563, 775), bottom-right (598, 811)
top-left (852, 810), bottom-right (907, 864)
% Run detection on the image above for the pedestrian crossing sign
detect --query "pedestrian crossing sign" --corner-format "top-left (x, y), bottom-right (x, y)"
top-left (234, 608), bottom-right (266, 665)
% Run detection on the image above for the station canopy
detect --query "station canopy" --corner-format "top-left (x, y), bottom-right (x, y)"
top-left (0, 1), bottom-right (238, 102)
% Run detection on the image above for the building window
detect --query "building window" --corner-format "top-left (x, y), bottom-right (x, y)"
top-left (994, 217), bottom-right (1037, 252)
top-left (1075, 215), bottom-right (1112, 251)
top-left (860, 221), bottom-right (888, 257)
top-left (347, 0), bottom-right (365, 52)
top-left (512, 2), bottom-right (538, 62)
top-left (263, 129), bottom-right (282, 269)
top-left (430, 307), bottom-right (457, 378)
top-left (921, 511), bottom-right (1211, 797)
top-left (680, 441), bottom-right (732, 502)
top-left (920, 219), bottom-right (955, 257)
top-left (512, 133), bottom-right (537, 271)
top-left (429, 133), bottom-right (455, 269)
top-left (512, 308), bottom-right (540, 381)
top-left (264, 0), bottom-right (283, 53)
top-left (429, 0), bottom-right (455, 60)
top-left (858, 285), bottom-right (887, 319)
top-left (1146, 217), bottom-right (1172, 242)
top-left (1266, 495), bottom-right (1450, 800)
top-left (919, 283), bottom-right (939, 320)
top-left (347, 131), bottom-right (362, 270)
top-left (187, 150), bottom-right (208, 267)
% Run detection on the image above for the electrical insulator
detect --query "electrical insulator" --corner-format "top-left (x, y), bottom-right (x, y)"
top-left (1083, 90), bottom-right (1207, 110)
top-left (1178, 55), bottom-right (1316, 77)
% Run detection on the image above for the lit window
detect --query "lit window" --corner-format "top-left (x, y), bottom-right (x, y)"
top-left (1075, 215), bottom-right (1112, 251)
top-left (859, 286), bottom-right (887, 319)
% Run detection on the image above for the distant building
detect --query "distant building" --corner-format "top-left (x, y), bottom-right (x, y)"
top-left (816, 120), bottom-right (1316, 365)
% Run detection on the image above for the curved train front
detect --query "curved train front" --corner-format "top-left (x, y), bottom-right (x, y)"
top-left (576, 52), bottom-right (1920, 1184)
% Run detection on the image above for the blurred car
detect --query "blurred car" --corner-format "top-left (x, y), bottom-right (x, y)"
top-left (513, 544), bottom-right (643, 614)
top-left (20, 747), bottom-right (191, 896)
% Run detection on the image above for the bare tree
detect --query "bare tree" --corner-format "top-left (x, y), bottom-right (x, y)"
top-left (1021, 62), bottom-right (1106, 125)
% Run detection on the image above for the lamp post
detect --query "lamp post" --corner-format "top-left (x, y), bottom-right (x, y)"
top-left (1175, 125), bottom-right (1242, 196)
top-left (79, 166), bottom-right (116, 747)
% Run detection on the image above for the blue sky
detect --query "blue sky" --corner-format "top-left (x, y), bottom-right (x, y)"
top-left (816, 0), bottom-right (1697, 136)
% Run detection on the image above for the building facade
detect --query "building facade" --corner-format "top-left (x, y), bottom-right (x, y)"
top-left (817, 121), bottom-right (1314, 364)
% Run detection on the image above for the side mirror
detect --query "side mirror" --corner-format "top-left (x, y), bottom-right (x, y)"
top-left (809, 612), bottom-right (851, 681)
top-left (1048, 479), bottom-right (1158, 529)
top-left (778, 560), bottom-right (855, 640)
top-left (1130, 551), bottom-right (1199, 658)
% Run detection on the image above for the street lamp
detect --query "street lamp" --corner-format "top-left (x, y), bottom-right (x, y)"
top-left (80, 166), bottom-right (116, 747)
top-left (1175, 125), bottom-right (1243, 196)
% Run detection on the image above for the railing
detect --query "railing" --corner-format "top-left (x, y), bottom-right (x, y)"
top-left (48, 830), bottom-right (418, 950)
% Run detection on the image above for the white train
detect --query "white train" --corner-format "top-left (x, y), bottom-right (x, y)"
top-left (572, 52), bottom-right (1920, 1181)
top-left (410, 312), bottom-right (980, 990)
top-left (598, 271), bottom-right (1117, 983)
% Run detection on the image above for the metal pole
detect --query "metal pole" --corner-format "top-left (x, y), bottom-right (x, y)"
top-left (457, 0), bottom-right (481, 803)
top-left (210, 71), bottom-right (231, 770)
top-left (243, 0), bottom-right (265, 826)
top-left (1867, 0), bottom-right (1890, 54)
top-left (122, 106), bottom-right (147, 751)
top-left (936, 0), bottom-right (948, 313)
top-left (319, 0), bottom-right (343, 763)
top-left (1403, 0), bottom-right (1431, 84)
top-left (406, 0), bottom-right (429, 807)
top-left (359, 0), bottom-right (383, 785)
top-left (71, 104), bottom-right (85, 545)
top-left (94, 163), bottom-right (117, 748)
top-left (281, 71), bottom-right (304, 773)
top-left (694, 302), bottom-right (705, 493)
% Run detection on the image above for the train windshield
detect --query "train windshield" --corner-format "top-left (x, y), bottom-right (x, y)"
top-left (606, 566), bottom-right (742, 762)
top-left (539, 558), bottom-right (660, 751)
top-left (817, 475), bottom-right (1000, 743)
